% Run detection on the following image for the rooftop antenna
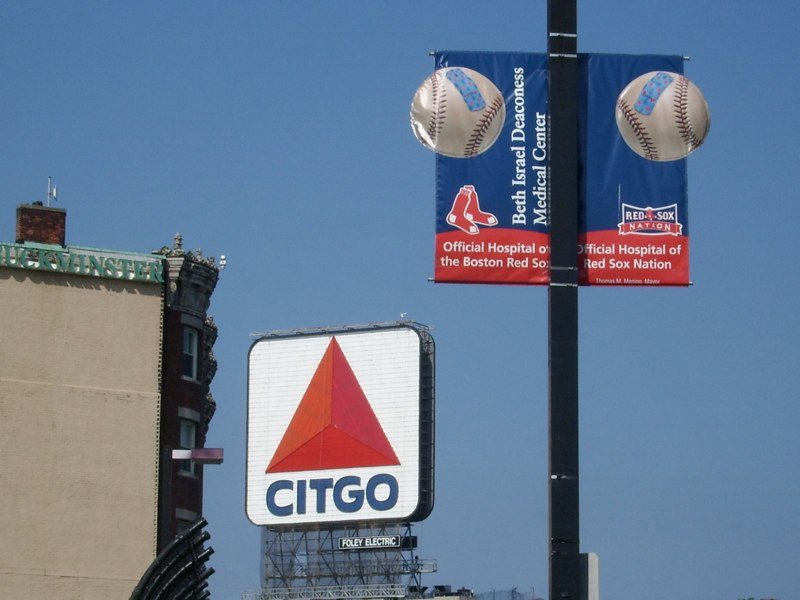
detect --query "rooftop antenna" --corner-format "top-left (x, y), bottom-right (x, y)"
top-left (47, 176), bottom-right (58, 207)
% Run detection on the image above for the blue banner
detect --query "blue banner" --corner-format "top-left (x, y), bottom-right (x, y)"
top-left (427, 52), bottom-right (689, 285)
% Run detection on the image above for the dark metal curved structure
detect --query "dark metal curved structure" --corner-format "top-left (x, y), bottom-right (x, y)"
top-left (131, 518), bottom-right (215, 600)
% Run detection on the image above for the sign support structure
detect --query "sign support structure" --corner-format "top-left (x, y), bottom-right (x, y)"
top-left (547, 2), bottom-right (581, 600)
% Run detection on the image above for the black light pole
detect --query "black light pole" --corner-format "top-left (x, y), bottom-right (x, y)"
top-left (547, 2), bottom-right (580, 600)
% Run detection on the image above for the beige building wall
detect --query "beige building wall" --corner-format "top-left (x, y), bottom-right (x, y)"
top-left (0, 267), bottom-right (164, 599)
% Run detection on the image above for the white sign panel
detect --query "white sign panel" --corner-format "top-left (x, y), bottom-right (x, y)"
top-left (247, 326), bottom-right (425, 527)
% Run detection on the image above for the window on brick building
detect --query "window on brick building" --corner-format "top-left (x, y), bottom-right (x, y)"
top-left (175, 519), bottom-right (194, 536)
top-left (179, 419), bottom-right (197, 476)
top-left (175, 508), bottom-right (198, 537)
top-left (182, 326), bottom-right (199, 380)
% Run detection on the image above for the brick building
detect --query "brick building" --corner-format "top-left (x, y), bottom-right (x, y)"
top-left (0, 202), bottom-right (222, 598)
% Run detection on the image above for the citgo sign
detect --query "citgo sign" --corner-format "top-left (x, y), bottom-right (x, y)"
top-left (246, 323), bottom-right (434, 527)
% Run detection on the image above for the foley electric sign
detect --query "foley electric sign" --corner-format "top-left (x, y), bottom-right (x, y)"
top-left (246, 323), bottom-right (435, 527)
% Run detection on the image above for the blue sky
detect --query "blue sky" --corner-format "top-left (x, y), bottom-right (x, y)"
top-left (2, 2), bottom-right (799, 599)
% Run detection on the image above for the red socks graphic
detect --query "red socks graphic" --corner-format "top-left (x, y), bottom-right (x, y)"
top-left (464, 185), bottom-right (498, 226)
top-left (446, 187), bottom-right (479, 234)
top-left (446, 185), bottom-right (497, 234)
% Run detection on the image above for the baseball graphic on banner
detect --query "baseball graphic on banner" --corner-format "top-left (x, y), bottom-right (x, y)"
top-left (615, 71), bottom-right (710, 161)
top-left (410, 67), bottom-right (505, 158)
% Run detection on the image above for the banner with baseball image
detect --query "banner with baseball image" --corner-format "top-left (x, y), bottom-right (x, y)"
top-left (410, 52), bottom-right (709, 285)
top-left (412, 52), bottom-right (551, 284)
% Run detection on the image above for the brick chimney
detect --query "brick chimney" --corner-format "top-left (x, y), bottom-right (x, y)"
top-left (16, 203), bottom-right (66, 245)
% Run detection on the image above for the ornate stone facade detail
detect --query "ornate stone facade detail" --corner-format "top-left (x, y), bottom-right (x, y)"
top-left (154, 233), bottom-right (220, 319)
top-left (203, 316), bottom-right (218, 387)
top-left (204, 393), bottom-right (217, 434)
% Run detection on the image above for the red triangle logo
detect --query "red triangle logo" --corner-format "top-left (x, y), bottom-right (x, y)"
top-left (266, 337), bottom-right (400, 473)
